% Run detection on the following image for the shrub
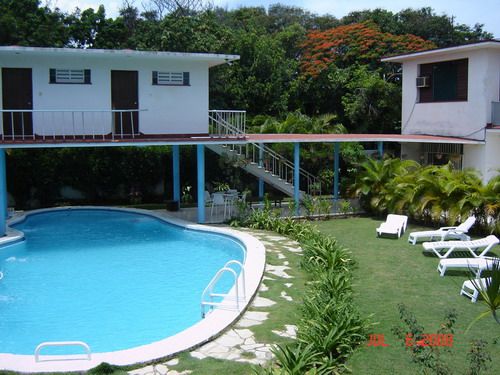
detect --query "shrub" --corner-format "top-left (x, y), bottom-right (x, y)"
top-left (240, 209), bottom-right (370, 373)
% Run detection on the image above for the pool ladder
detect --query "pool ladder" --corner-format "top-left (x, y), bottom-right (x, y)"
top-left (34, 341), bottom-right (91, 362)
top-left (201, 260), bottom-right (246, 318)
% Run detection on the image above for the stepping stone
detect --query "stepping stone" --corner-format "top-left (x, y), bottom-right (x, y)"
top-left (284, 246), bottom-right (302, 253)
top-left (285, 283), bottom-right (293, 288)
top-left (128, 366), bottom-right (154, 375)
top-left (277, 253), bottom-right (286, 259)
top-left (234, 328), bottom-right (254, 340)
top-left (265, 235), bottom-right (289, 241)
top-left (153, 364), bottom-right (168, 374)
top-left (252, 296), bottom-right (276, 307)
top-left (190, 351), bottom-right (207, 360)
top-left (237, 311), bottom-right (269, 327)
top-left (272, 324), bottom-right (297, 339)
top-left (259, 283), bottom-right (269, 292)
top-left (266, 265), bottom-right (292, 278)
top-left (280, 291), bottom-right (293, 301)
top-left (165, 359), bottom-right (179, 366)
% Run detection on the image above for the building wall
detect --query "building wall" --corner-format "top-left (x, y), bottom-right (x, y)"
top-left (401, 49), bottom-right (500, 141)
top-left (463, 131), bottom-right (500, 182)
top-left (0, 54), bottom-right (209, 135)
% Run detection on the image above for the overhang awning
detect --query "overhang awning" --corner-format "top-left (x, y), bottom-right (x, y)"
top-left (245, 133), bottom-right (484, 144)
top-left (0, 133), bottom-right (484, 149)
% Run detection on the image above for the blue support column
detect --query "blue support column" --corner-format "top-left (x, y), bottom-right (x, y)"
top-left (258, 143), bottom-right (264, 201)
top-left (172, 145), bottom-right (180, 203)
top-left (333, 143), bottom-right (340, 208)
top-left (294, 143), bottom-right (300, 215)
top-left (0, 150), bottom-right (7, 236)
top-left (378, 141), bottom-right (384, 159)
top-left (196, 145), bottom-right (205, 224)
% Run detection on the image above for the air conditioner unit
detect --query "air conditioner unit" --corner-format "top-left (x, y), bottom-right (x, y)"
top-left (416, 76), bottom-right (430, 88)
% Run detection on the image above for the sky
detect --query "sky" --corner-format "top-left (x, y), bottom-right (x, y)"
top-left (51, 0), bottom-right (499, 38)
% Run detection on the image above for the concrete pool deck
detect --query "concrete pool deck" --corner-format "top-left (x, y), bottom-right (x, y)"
top-left (0, 207), bottom-right (266, 372)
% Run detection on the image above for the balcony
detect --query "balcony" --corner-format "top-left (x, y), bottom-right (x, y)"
top-left (0, 109), bottom-right (246, 146)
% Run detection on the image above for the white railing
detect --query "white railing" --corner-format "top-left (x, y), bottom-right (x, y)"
top-left (34, 341), bottom-right (91, 362)
top-left (226, 143), bottom-right (321, 196)
top-left (209, 110), bottom-right (246, 137)
top-left (201, 260), bottom-right (245, 318)
top-left (0, 109), bottom-right (145, 141)
top-left (209, 111), bottom-right (321, 195)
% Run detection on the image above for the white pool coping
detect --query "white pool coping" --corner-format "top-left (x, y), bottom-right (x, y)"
top-left (0, 206), bottom-right (266, 372)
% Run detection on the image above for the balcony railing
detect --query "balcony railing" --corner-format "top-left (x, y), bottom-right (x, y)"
top-left (209, 110), bottom-right (246, 137)
top-left (0, 109), bottom-right (145, 141)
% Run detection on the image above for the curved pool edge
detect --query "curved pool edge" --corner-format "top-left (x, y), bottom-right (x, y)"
top-left (0, 206), bottom-right (266, 373)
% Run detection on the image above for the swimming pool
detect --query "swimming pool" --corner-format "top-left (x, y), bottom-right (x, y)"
top-left (0, 208), bottom-right (254, 361)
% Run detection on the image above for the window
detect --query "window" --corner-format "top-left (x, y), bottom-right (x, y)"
top-left (418, 59), bottom-right (468, 102)
top-left (152, 71), bottom-right (190, 86)
top-left (49, 69), bottom-right (91, 84)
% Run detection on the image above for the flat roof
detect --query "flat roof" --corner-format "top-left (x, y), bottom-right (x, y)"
top-left (382, 40), bottom-right (500, 63)
top-left (0, 46), bottom-right (240, 67)
top-left (0, 133), bottom-right (484, 149)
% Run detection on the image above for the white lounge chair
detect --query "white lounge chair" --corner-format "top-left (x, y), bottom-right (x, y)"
top-left (408, 216), bottom-right (475, 245)
top-left (422, 235), bottom-right (499, 259)
top-left (437, 256), bottom-right (498, 277)
top-left (460, 277), bottom-right (492, 303)
top-left (376, 214), bottom-right (408, 238)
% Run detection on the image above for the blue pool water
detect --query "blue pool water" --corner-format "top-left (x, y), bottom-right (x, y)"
top-left (0, 209), bottom-right (245, 355)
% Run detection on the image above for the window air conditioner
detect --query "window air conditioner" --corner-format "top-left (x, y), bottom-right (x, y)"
top-left (416, 76), bottom-right (430, 88)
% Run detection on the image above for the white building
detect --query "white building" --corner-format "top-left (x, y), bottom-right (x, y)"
top-left (382, 41), bottom-right (500, 182)
top-left (0, 47), bottom-right (239, 139)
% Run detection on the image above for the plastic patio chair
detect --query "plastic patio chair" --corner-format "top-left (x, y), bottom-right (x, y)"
top-left (460, 277), bottom-right (492, 303)
top-left (437, 256), bottom-right (498, 277)
top-left (422, 235), bottom-right (499, 259)
top-left (408, 216), bottom-right (476, 245)
top-left (376, 214), bottom-right (408, 238)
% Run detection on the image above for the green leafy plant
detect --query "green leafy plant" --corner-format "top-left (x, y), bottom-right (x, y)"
top-left (318, 199), bottom-right (332, 219)
top-left (213, 181), bottom-right (230, 192)
top-left (339, 200), bottom-right (352, 216)
top-left (392, 303), bottom-right (456, 375)
top-left (181, 185), bottom-right (192, 204)
top-left (244, 209), bottom-right (370, 374)
top-left (467, 258), bottom-right (500, 330)
top-left (466, 339), bottom-right (492, 375)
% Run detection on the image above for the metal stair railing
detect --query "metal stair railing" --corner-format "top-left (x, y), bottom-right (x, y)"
top-left (225, 142), bottom-right (321, 196)
top-left (208, 110), bottom-right (246, 137)
top-left (208, 110), bottom-right (321, 196)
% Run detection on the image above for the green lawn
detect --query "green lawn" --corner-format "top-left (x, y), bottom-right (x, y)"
top-left (314, 217), bottom-right (500, 374)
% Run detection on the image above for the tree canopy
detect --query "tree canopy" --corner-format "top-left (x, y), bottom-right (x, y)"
top-left (0, 0), bottom-right (494, 133)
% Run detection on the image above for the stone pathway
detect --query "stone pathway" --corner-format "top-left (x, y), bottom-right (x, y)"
top-left (129, 229), bottom-right (303, 373)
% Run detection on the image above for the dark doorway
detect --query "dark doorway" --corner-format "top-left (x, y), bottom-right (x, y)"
top-left (111, 70), bottom-right (139, 136)
top-left (2, 68), bottom-right (33, 138)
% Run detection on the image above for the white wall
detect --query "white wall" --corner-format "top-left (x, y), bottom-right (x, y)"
top-left (0, 54), bottom-right (209, 135)
top-left (401, 49), bottom-right (500, 141)
top-left (463, 131), bottom-right (500, 183)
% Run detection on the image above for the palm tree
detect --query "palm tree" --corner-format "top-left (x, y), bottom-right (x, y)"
top-left (352, 157), bottom-right (419, 214)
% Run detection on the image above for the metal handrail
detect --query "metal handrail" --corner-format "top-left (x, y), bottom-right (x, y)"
top-left (224, 260), bottom-right (246, 300)
top-left (201, 259), bottom-right (246, 318)
top-left (0, 109), bottom-right (146, 141)
top-left (208, 111), bottom-right (321, 195)
top-left (34, 341), bottom-right (91, 362)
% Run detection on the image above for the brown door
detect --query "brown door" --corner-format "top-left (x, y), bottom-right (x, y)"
top-left (111, 70), bottom-right (138, 136)
top-left (2, 68), bottom-right (33, 138)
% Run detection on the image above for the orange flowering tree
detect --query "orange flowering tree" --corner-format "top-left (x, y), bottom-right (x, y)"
top-left (300, 21), bottom-right (436, 77)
